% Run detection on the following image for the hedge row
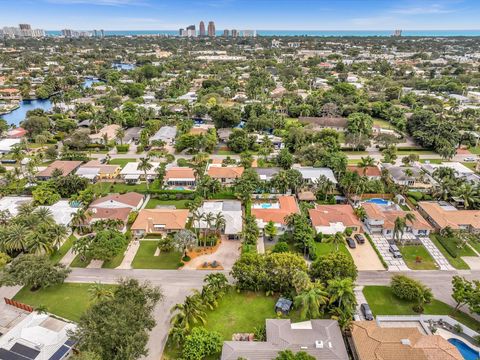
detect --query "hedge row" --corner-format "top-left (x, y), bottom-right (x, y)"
top-left (365, 233), bottom-right (388, 269)
top-left (436, 235), bottom-right (459, 258)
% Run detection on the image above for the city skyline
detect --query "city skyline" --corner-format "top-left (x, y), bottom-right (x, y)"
top-left (0, 0), bottom-right (480, 31)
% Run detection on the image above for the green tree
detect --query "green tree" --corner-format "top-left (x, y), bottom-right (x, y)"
top-left (327, 232), bottom-right (345, 252)
top-left (294, 281), bottom-right (329, 320)
top-left (264, 220), bottom-right (277, 241)
top-left (309, 252), bottom-right (358, 284)
top-left (182, 327), bottom-right (222, 360)
top-left (72, 278), bottom-right (162, 360)
top-left (451, 276), bottom-right (480, 315)
top-left (275, 350), bottom-right (315, 360)
top-left (138, 157), bottom-right (153, 192)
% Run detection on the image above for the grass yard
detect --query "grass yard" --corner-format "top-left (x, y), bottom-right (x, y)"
top-left (14, 283), bottom-right (115, 322)
top-left (419, 159), bottom-right (443, 164)
top-left (373, 118), bottom-right (397, 130)
top-left (347, 159), bottom-right (363, 165)
top-left (461, 162), bottom-right (477, 171)
top-left (399, 244), bottom-right (438, 270)
top-left (70, 254), bottom-right (91, 268)
top-left (342, 151), bottom-right (369, 155)
top-left (397, 149), bottom-right (437, 155)
top-left (108, 158), bottom-right (137, 169)
top-left (216, 150), bottom-right (236, 155)
top-left (468, 239), bottom-right (480, 253)
top-left (313, 242), bottom-right (352, 259)
top-left (102, 240), bottom-right (129, 269)
top-left (429, 234), bottom-right (470, 270)
top-left (145, 198), bottom-right (188, 209)
top-left (467, 146), bottom-right (480, 155)
top-left (131, 241), bottom-right (182, 269)
top-left (363, 286), bottom-right (480, 331)
top-left (50, 235), bottom-right (75, 264)
top-left (91, 181), bottom-right (159, 195)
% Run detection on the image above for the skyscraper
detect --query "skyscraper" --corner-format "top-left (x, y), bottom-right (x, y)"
top-left (199, 21), bottom-right (206, 37)
top-left (186, 25), bottom-right (196, 37)
top-left (231, 29), bottom-right (238, 38)
top-left (223, 29), bottom-right (229, 37)
top-left (207, 21), bottom-right (215, 37)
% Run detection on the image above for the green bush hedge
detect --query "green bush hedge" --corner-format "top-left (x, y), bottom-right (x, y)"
top-left (437, 235), bottom-right (459, 258)
top-left (116, 144), bottom-right (130, 153)
top-left (365, 233), bottom-right (388, 269)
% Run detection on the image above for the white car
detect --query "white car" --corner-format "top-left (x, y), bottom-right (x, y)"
top-left (464, 156), bottom-right (477, 162)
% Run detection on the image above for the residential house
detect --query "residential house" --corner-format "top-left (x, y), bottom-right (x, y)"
top-left (122, 127), bottom-right (142, 144)
top-left (309, 204), bottom-right (362, 235)
top-left (149, 126), bottom-right (177, 145)
top-left (347, 165), bottom-right (382, 180)
top-left (254, 133), bottom-right (285, 150)
top-left (6, 127), bottom-right (27, 138)
top-left (418, 201), bottom-right (480, 232)
top-left (120, 161), bottom-right (160, 184)
top-left (0, 88), bottom-right (20, 99)
top-left (382, 164), bottom-right (435, 190)
top-left (421, 161), bottom-right (480, 184)
top-left (0, 138), bottom-right (21, 154)
top-left (131, 209), bottom-right (189, 237)
top-left (295, 166), bottom-right (338, 185)
top-left (76, 160), bottom-right (121, 182)
top-left (195, 200), bottom-right (242, 239)
top-left (89, 124), bottom-right (121, 144)
top-left (351, 321), bottom-right (462, 360)
top-left (0, 312), bottom-right (77, 360)
top-left (221, 319), bottom-right (348, 360)
top-left (87, 192), bottom-right (144, 230)
top-left (0, 196), bottom-right (33, 216)
top-left (298, 116), bottom-right (348, 132)
top-left (251, 195), bottom-right (300, 233)
top-left (207, 164), bottom-right (244, 186)
top-left (362, 202), bottom-right (432, 239)
top-left (254, 167), bottom-right (281, 182)
top-left (164, 167), bottom-right (196, 189)
top-left (39, 200), bottom-right (79, 227)
top-left (35, 160), bottom-right (83, 180)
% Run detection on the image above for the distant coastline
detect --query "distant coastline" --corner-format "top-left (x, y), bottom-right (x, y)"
top-left (45, 29), bottom-right (480, 37)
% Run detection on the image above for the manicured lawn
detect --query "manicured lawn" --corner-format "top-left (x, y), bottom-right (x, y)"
top-left (313, 242), bottom-right (352, 259)
top-left (91, 181), bottom-right (160, 195)
top-left (70, 254), bottom-right (91, 268)
top-left (468, 240), bottom-right (480, 253)
top-left (373, 118), bottom-right (397, 130)
top-left (397, 149), bottom-right (437, 155)
top-left (145, 198), bottom-right (188, 209)
top-left (399, 244), bottom-right (438, 270)
top-left (430, 234), bottom-right (470, 270)
top-left (419, 159), bottom-right (443, 164)
top-left (131, 241), bottom-right (182, 269)
top-left (108, 158), bottom-right (137, 169)
top-left (216, 150), bottom-right (236, 155)
top-left (102, 240), bottom-right (129, 269)
top-left (461, 162), bottom-right (477, 171)
top-left (14, 283), bottom-right (115, 322)
top-left (347, 159), bottom-right (362, 165)
top-left (343, 151), bottom-right (369, 155)
top-left (363, 286), bottom-right (480, 331)
top-left (50, 235), bottom-right (75, 264)
top-left (467, 146), bottom-right (480, 155)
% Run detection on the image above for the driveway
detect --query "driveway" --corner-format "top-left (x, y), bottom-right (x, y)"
top-left (370, 234), bottom-right (409, 271)
top-left (182, 237), bottom-right (241, 271)
top-left (346, 236), bottom-right (385, 271)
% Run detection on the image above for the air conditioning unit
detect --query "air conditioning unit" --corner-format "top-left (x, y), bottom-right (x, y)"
top-left (315, 340), bottom-right (323, 349)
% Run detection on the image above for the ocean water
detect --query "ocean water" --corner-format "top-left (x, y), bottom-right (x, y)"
top-left (45, 30), bottom-right (480, 37)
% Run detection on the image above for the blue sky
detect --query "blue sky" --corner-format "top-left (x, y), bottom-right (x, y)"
top-left (0, 0), bottom-right (479, 31)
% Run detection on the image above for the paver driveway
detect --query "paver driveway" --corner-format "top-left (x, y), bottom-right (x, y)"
top-left (370, 234), bottom-right (409, 271)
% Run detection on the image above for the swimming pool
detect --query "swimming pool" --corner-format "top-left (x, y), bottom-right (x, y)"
top-left (364, 198), bottom-right (392, 206)
top-left (448, 338), bottom-right (480, 360)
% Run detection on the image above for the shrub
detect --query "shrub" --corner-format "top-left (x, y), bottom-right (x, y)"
top-left (116, 144), bottom-right (129, 153)
top-left (453, 323), bottom-right (463, 333)
top-left (407, 191), bottom-right (423, 201)
top-left (345, 228), bottom-right (353, 236)
top-left (437, 235), bottom-right (459, 258)
top-left (391, 275), bottom-right (433, 308)
top-left (271, 242), bottom-right (289, 253)
top-left (182, 255), bottom-right (191, 262)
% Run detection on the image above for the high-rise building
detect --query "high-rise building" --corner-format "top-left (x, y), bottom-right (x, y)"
top-left (207, 21), bottom-right (215, 37)
top-left (19, 24), bottom-right (31, 30)
top-left (199, 21), bottom-right (206, 37)
top-left (231, 29), bottom-right (238, 38)
top-left (223, 29), bottom-right (229, 37)
top-left (242, 30), bottom-right (257, 38)
top-left (100, 29), bottom-right (104, 38)
top-left (186, 25), bottom-right (196, 37)
top-left (179, 28), bottom-right (184, 36)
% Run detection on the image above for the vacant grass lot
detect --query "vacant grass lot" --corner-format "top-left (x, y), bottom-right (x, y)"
top-left (107, 158), bottom-right (137, 168)
top-left (399, 244), bottom-right (438, 270)
top-left (363, 286), bottom-right (480, 331)
top-left (14, 283), bottom-right (115, 322)
top-left (145, 198), bottom-right (189, 209)
top-left (131, 241), bottom-right (182, 269)
top-left (430, 234), bottom-right (470, 270)
top-left (313, 242), bottom-right (352, 259)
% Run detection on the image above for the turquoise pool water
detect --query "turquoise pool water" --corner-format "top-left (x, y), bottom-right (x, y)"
top-left (448, 338), bottom-right (480, 360)
top-left (260, 203), bottom-right (273, 209)
top-left (364, 198), bottom-right (391, 206)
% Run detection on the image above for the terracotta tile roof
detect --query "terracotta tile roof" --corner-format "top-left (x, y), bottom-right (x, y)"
top-left (347, 165), bottom-right (382, 177)
top-left (418, 201), bottom-right (480, 230)
top-left (0, 88), bottom-right (20, 93)
top-left (189, 127), bottom-right (208, 135)
top-left (363, 203), bottom-right (432, 230)
top-left (207, 166), bottom-right (244, 179)
top-left (131, 209), bottom-right (189, 232)
top-left (81, 160), bottom-right (120, 175)
top-left (88, 207), bottom-right (131, 224)
top-left (36, 161), bottom-right (83, 178)
top-left (165, 167), bottom-right (195, 180)
top-left (309, 204), bottom-right (362, 228)
top-left (90, 192), bottom-right (144, 208)
top-left (351, 321), bottom-right (463, 360)
top-left (251, 196), bottom-right (300, 225)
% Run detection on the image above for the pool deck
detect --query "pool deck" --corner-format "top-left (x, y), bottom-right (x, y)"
top-left (437, 328), bottom-right (480, 353)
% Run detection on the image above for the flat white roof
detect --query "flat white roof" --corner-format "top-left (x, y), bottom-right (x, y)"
top-left (0, 138), bottom-right (21, 152)
top-left (120, 162), bottom-right (160, 176)
top-left (39, 200), bottom-right (79, 226)
top-left (0, 196), bottom-right (33, 216)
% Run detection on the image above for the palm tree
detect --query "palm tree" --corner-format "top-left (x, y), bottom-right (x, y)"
top-left (358, 156), bottom-right (375, 176)
top-left (26, 229), bottom-right (54, 255)
top-left (354, 206), bottom-right (367, 221)
top-left (213, 213), bottom-right (226, 235)
top-left (327, 232), bottom-right (345, 252)
top-left (138, 157), bottom-right (153, 193)
top-left (203, 212), bottom-right (215, 246)
top-left (315, 175), bottom-right (335, 201)
top-left (115, 127), bottom-right (125, 145)
top-left (327, 278), bottom-right (357, 312)
top-left (454, 182), bottom-right (479, 209)
top-left (3, 223), bottom-right (28, 252)
top-left (88, 282), bottom-right (113, 302)
top-left (393, 213), bottom-right (416, 244)
top-left (170, 290), bottom-right (206, 330)
top-left (294, 282), bottom-right (329, 320)
top-left (204, 273), bottom-right (229, 296)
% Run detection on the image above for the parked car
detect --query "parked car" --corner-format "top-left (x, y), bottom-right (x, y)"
top-left (361, 303), bottom-right (374, 321)
top-left (354, 233), bottom-right (365, 244)
top-left (389, 244), bottom-right (402, 258)
top-left (464, 156), bottom-right (476, 162)
top-left (346, 237), bottom-right (356, 249)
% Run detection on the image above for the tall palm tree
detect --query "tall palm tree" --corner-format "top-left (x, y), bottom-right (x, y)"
top-left (358, 156), bottom-right (375, 176)
top-left (115, 127), bottom-right (125, 145)
top-left (204, 212), bottom-right (215, 246)
top-left (327, 232), bottom-right (345, 252)
top-left (214, 212), bottom-right (226, 235)
top-left (138, 157), bottom-right (153, 193)
top-left (294, 282), bottom-right (329, 320)
top-left (354, 206), bottom-right (367, 221)
top-left (3, 223), bottom-right (28, 252)
top-left (88, 282), bottom-right (114, 302)
top-left (327, 278), bottom-right (357, 312)
top-left (393, 213), bottom-right (416, 244)
top-left (26, 229), bottom-right (54, 255)
top-left (454, 183), bottom-right (479, 209)
top-left (170, 290), bottom-right (206, 330)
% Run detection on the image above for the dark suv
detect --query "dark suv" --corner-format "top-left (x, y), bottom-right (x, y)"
top-left (361, 303), bottom-right (374, 321)
top-left (389, 244), bottom-right (402, 258)
top-left (354, 233), bottom-right (365, 244)
top-left (346, 237), bottom-right (356, 249)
